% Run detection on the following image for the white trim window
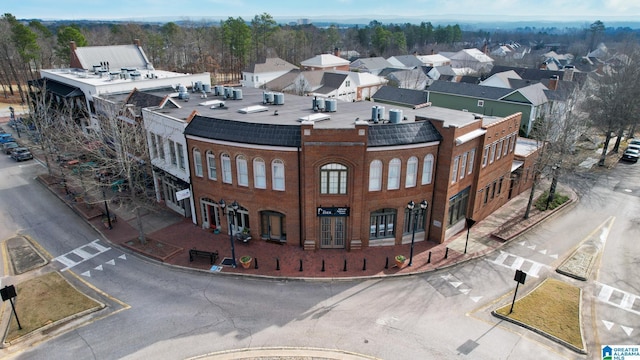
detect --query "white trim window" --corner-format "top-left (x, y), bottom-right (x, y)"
top-left (177, 143), bottom-right (185, 170)
top-left (253, 158), bottom-right (266, 189)
top-left (460, 152), bottom-right (467, 180)
top-left (156, 134), bottom-right (165, 160)
top-left (369, 160), bottom-right (382, 191)
top-left (221, 153), bottom-right (232, 184)
top-left (451, 156), bottom-right (459, 183)
top-left (193, 149), bottom-right (203, 177)
top-left (504, 136), bottom-right (509, 156)
top-left (496, 140), bottom-right (503, 160)
top-left (405, 156), bottom-right (418, 188)
top-left (477, 100), bottom-right (484, 107)
top-left (206, 151), bottom-right (217, 180)
top-left (482, 146), bottom-right (489, 168)
top-left (149, 131), bottom-right (158, 158)
top-left (387, 158), bottom-right (401, 190)
top-left (422, 154), bottom-right (434, 185)
top-left (236, 155), bottom-right (248, 187)
top-left (468, 148), bottom-right (475, 175)
top-left (169, 139), bottom-right (177, 166)
top-left (489, 143), bottom-right (496, 164)
top-left (272, 159), bottom-right (285, 191)
top-left (320, 163), bottom-right (347, 194)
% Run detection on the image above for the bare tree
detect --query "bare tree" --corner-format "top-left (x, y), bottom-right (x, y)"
top-left (583, 45), bottom-right (640, 166)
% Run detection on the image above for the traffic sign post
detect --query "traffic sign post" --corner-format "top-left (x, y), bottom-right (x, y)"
top-left (1, 285), bottom-right (22, 330)
top-left (509, 269), bottom-right (527, 314)
top-left (464, 218), bottom-right (476, 254)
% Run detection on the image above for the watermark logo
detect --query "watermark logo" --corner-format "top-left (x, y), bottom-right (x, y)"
top-left (602, 345), bottom-right (640, 360)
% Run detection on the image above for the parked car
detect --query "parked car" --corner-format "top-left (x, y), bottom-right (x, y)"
top-left (10, 147), bottom-right (33, 162)
top-left (621, 148), bottom-right (639, 163)
top-left (627, 143), bottom-right (640, 152)
top-left (629, 138), bottom-right (640, 146)
top-left (3, 141), bottom-right (19, 154)
top-left (0, 133), bottom-right (16, 144)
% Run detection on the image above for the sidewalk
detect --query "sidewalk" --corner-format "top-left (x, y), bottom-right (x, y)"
top-left (1, 115), bottom-right (577, 279)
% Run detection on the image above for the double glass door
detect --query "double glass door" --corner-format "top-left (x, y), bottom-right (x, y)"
top-left (320, 217), bottom-right (346, 248)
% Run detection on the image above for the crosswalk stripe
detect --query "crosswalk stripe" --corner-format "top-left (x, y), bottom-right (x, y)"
top-left (53, 239), bottom-right (112, 271)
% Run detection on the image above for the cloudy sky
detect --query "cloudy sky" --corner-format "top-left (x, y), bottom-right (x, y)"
top-left (4, 0), bottom-right (639, 22)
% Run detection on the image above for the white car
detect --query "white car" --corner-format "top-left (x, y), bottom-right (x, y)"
top-left (621, 148), bottom-right (639, 163)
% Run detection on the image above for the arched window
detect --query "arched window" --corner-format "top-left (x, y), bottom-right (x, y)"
top-left (236, 155), bottom-right (248, 187)
top-left (369, 160), bottom-right (382, 191)
top-left (206, 151), bottom-right (217, 180)
top-left (320, 163), bottom-right (347, 194)
top-left (253, 158), bottom-right (266, 189)
top-left (422, 154), bottom-right (434, 185)
top-left (405, 156), bottom-right (418, 188)
top-left (272, 159), bottom-right (285, 191)
top-left (221, 153), bottom-right (232, 184)
top-left (193, 148), bottom-right (203, 177)
top-left (387, 158), bottom-right (401, 190)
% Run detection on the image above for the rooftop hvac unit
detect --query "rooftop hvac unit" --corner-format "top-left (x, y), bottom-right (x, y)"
top-left (203, 84), bottom-right (211, 93)
top-left (109, 72), bottom-right (119, 81)
top-left (389, 109), bottom-right (403, 124)
top-left (233, 88), bottom-right (243, 100)
top-left (264, 92), bottom-right (274, 104)
top-left (325, 98), bottom-right (337, 112)
top-left (273, 92), bottom-right (285, 105)
top-left (130, 72), bottom-right (141, 80)
top-left (214, 85), bottom-right (224, 96)
top-left (224, 87), bottom-right (233, 99)
top-left (313, 97), bottom-right (325, 111)
top-left (194, 81), bottom-right (202, 92)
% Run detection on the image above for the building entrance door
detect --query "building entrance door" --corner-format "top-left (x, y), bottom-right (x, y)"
top-left (320, 217), bottom-right (346, 249)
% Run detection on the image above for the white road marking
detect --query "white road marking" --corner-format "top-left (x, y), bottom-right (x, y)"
top-left (602, 320), bottom-right (614, 330)
top-left (596, 282), bottom-right (640, 316)
top-left (486, 251), bottom-right (550, 278)
top-left (53, 240), bottom-right (112, 271)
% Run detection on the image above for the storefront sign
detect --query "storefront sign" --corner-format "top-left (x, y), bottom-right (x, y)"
top-left (317, 207), bottom-right (350, 217)
top-left (176, 188), bottom-right (191, 201)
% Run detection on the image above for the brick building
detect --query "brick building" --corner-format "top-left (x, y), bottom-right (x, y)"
top-left (153, 87), bottom-right (537, 251)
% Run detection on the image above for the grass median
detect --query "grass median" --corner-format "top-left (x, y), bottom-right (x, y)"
top-left (5, 272), bottom-right (101, 342)
top-left (494, 278), bottom-right (584, 350)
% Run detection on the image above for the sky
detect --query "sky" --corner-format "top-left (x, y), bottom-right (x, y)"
top-left (4, 0), bottom-right (640, 22)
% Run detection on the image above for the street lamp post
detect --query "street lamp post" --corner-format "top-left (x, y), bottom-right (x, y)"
top-left (407, 199), bottom-right (428, 266)
top-left (219, 199), bottom-right (238, 268)
top-left (102, 189), bottom-right (112, 229)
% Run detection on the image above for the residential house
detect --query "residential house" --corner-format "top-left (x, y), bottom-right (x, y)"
top-left (386, 54), bottom-right (426, 69)
top-left (371, 86), bottom-right (430, 109)
top-left (385, 69), bottom-right (429, 90)
top-left (426, 80), bottom-right (551, 135)
top-left (349, 57), bottom-right (394, 76)
top-left (241, 57), bottom-right (299, 88)
top-left (440, 48), bottom-right (494, 74)
top-left (300, 53), bottom-right (350, 71)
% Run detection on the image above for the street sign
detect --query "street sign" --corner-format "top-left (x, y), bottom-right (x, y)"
top-left (0, 285), bottom-right (16, 301)
top-left (514, 269), bottom-right (527, 284)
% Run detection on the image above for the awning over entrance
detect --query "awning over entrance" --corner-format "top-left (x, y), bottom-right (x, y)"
top-left (511, 160), bottom-right (524, 172)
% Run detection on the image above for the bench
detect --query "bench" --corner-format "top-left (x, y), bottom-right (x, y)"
top-left (189, 248), bottom-right (219, 265)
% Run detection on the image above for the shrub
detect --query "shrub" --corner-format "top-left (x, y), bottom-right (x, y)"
top-left (535, 190), bottom-right (569, 211)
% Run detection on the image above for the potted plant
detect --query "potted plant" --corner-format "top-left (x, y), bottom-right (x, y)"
top-left (394, 255), bottom-right (407, 269)
top-left (239, 255), bottom-right (252, 269)
top-left (242, 227), bottom-right (250, 235)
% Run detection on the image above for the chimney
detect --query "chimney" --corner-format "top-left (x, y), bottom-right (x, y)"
top-left (562, 66), bottom-right (574, 81)
top-left (69, 41), bottom-right (81, 69)
top-left (334, 47), bottom-right (340, 58)
top-left (431, 49), bottom-right (435, 55)
top-left (133, 38), bottom-right (141, 47)
top-left (548, 75), bottom-right (559, 90)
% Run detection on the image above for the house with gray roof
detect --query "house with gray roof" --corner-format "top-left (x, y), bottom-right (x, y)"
top-left (241, 57), bottom-right (299, 88)
top-left (427, 80), bottom-right (550, 135)
top-left (349, 57), bottom-right (394, 75)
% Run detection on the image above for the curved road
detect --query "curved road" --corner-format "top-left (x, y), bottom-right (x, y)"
top-left (0, 153), bottom-right (638, 359)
